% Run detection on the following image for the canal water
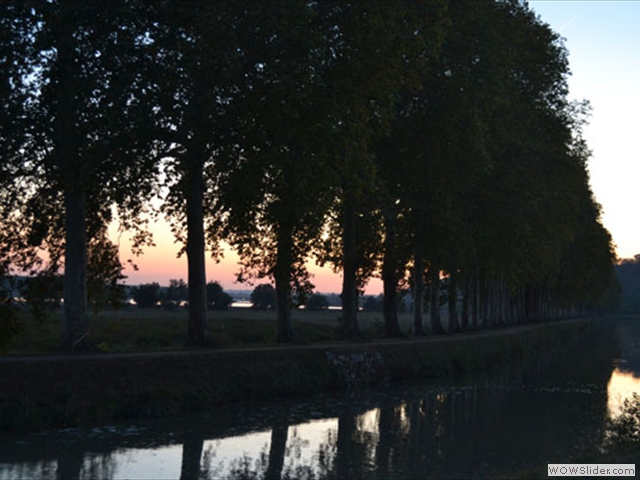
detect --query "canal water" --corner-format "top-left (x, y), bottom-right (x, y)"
top-left (1, 318), bottom-right (639, 479)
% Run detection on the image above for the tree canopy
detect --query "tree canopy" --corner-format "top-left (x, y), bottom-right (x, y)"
top-left (0, 0), bottom-right (619, 349)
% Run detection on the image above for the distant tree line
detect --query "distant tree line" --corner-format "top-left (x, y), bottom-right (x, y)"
top-left (0, 0), bottom-right (618, 351)
top-left (116, 279), bottom-right (234, 310)
top-left (615, 256), bottom-right (640, 313)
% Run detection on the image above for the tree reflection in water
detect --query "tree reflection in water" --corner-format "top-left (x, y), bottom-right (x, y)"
top-left (55, 451), bottom-right (116, 480)
top-left (188, 322), bottom-right (619, 480)
top-left (3, 320), bottom-right (638, 480)
top-left (180, 436), bottom-right (204, 480)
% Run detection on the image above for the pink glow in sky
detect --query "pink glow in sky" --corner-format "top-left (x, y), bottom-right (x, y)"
top-left (110, 217), bottom-right (382, 294)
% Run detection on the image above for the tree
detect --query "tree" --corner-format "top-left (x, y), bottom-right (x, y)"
top-left (0, 1), bottom-right (160, 351)
top-left (162, 279), bottom-right (188, 310)
top-left (1, 1), bottom-right (619, 354)
top-left (132, 283), bottom-right (160, 309)
top-left (87, 228), bottom-right (128, 313)
top-left (206, 281), bottom-right (233, 311)
top-left (313, 1), bottom-right (447, 340)
top-left (315, 1), bottom-right (448, 339)
top-left (445, 1), bottom-right (618, 325)
top-left (391, 0), bottom-right (502, 334)
top-left (464, 1), bottom-right (589, 325)
top-left (21, 273), bottom-right (63, 321)
top-left (616, 256), bottom-right (640, 313)
top-left (211, 2), bottom-right (335, 342)
top-left (362, 295), bottom-right (384, 313)
top-left (306, 293), bottom-right (330, 311)
top-left (0, 280), bottom-right (20, 352)
top-left (149, 2), bottom-right (247, 347)
top-left (250, 284), bottom-right (276, 311)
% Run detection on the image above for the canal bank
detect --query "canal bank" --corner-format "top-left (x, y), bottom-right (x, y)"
top-left (0, 317), bottom-right (598, 432)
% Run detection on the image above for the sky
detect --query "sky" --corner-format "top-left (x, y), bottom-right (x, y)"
top-left (117, 1), bottom-right (640, 293)
top-left (529, 1), bottom-right (640, 258)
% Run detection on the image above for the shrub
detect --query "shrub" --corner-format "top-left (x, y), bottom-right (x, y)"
top-left (250, 284), bottom-right (276, 310)
top-left (132, 283), bottom-right (160, 308)
top-left (306, 293), bottom-right (329, 311)
top-left (206, 281), bottom-right (233, 310)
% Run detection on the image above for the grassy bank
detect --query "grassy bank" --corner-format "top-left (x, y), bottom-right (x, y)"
top-left (3, 307), bottom-right (401, 355)
top-left (0, 315), bottom-right (597, 433)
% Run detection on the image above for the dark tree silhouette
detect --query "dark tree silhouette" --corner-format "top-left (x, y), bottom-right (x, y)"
top-left (206, 281), bottom-right (233, 311)
top-left (250, 284), bottom-right (276, 311)
top-left (0, 0), bottom-right (619, 351)
top-left (0, 1), bottom-right (160, 351)
top-left (132, 283), bottom-right (160, 309)
top-left (306, 293), bottom-right (330, 311)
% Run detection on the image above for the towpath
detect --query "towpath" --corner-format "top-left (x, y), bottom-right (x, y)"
top-left (0, 316), bottom-right (597, 364)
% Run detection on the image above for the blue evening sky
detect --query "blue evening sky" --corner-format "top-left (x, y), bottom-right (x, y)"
top-left (530, 1), bottom-right (640, 259)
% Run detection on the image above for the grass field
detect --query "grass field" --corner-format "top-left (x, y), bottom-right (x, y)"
top-left (3, 306), bottom-right (423, 355)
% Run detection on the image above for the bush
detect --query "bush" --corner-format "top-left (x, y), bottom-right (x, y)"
top-left (250, 284), bottom-right (276, 310)
top-left (306, 293), bottom-right (329, 311)
top-left (21, 274), bottom-right (63, 321)
top-left (132, 283), bottom-right (160, 308)
top-left (0, 303), bottom-right (21, 352)
top-left (206, 281), bottom-right (233, 310)
top-left (161, 279), bottom-right (188, 310)
top-left (362, 294), bottom-right (383, 312)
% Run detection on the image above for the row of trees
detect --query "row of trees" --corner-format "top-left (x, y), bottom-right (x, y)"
top-left (128, 281), bottom-right (330, 312)
top-left (615, 256), bottom-right (640, 313)
top-left (249, 284), bottom-right (331, 311)
top-left (1, 1), bottom-right (618, 351)
top-left (0, 276), bottom-right (234, 312)
top-left (131, 280), bottom-right (234, 310)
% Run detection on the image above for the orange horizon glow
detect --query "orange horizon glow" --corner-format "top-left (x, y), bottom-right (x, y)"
top-left (110, 217), bottom-right (383, 295)
top-left (607, 367), bottom-right (640, 418)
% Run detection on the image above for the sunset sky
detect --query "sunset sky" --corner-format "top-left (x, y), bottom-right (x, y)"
top-left (116, 1), bottom-right (640, 294)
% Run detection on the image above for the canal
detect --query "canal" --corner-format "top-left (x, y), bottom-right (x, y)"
top-left (1, 318), bottom-right (638, 479)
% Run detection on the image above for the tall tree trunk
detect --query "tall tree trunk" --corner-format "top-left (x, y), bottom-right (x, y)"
top-left (488, 276), bottom-right (495, 326)
top-left (523, 286), bottom-right (530, 322)
top-left (479, 271), bottom-right (488, 328)
top-left (461, 274), bottom-right (469, 331)
top-left (62, 187), bottom-right (92, 352)
top-left (448, 271), bottom-right (460, 332)
top-left (185, 159), bottom-right (207, 347)
top-left (516, 287), bottom-right (524, 324)
top-left (382, 273), bottom-right (402, 337)
top-left (412, 211), bottom-right (425, 336)
top-left (382, 210), bottom-right (402, 338)
top-left (429, 267), bottom-right (446, 334)
top-left (341, 192), bottom-right (360, 339)
top-left (471, 270), bottom-right (479, 331)
top-left (56, 8), bottom-right (92, 353)
top-left (274, 220), bottom-right (294, 342)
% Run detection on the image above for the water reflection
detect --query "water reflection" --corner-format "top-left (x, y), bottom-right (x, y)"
top-left (607, 368), bottom-right (640, 418)
top-left (2, 319), bottom-right (640, 479)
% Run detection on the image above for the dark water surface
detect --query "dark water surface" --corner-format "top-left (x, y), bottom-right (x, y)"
top-left (1, 319), bottom-right (639, 480)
